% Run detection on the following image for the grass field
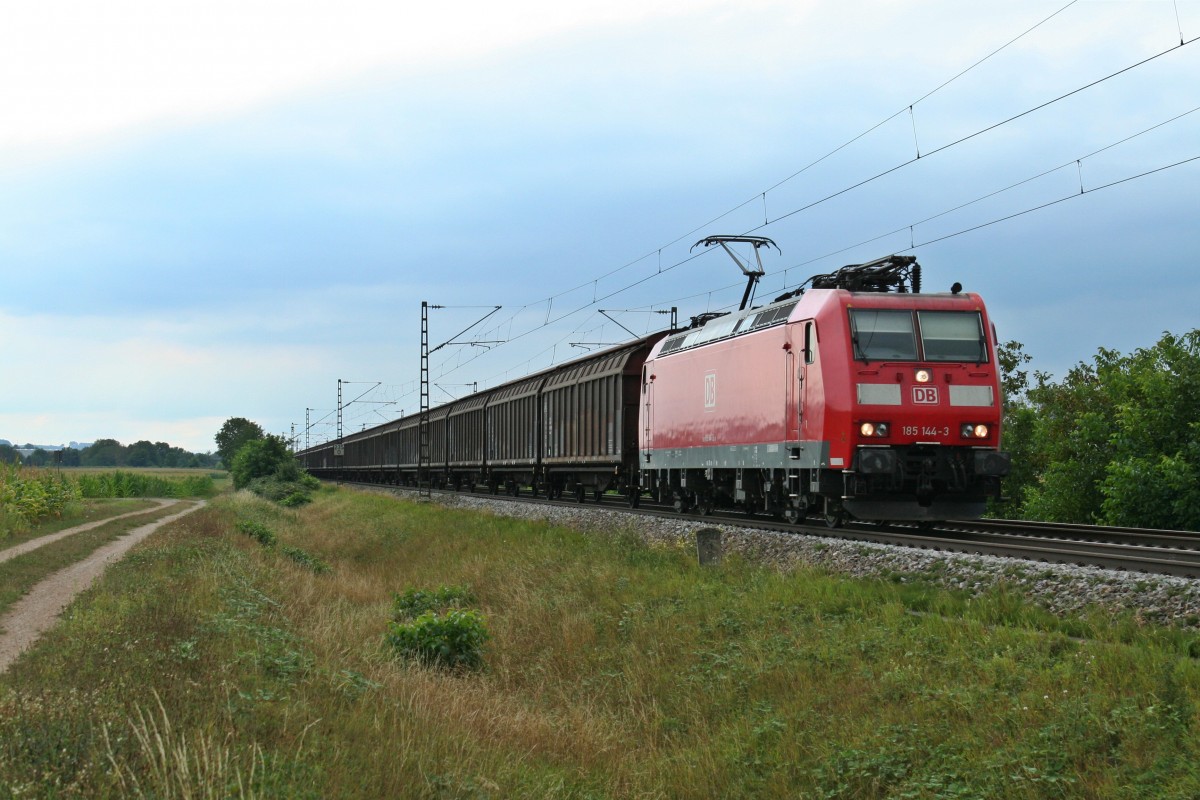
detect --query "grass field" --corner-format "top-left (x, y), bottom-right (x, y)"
top-left (3, 486), bottom-right (1200, 797)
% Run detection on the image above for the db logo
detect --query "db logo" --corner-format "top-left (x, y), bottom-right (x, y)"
top-left (912, 386), bottom-right (940, 405)
top-left (704, 373), bottom-right (717, 409)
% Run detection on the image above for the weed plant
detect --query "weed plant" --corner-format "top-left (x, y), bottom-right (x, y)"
top-left (392, 584), bottom-right (476, 619)
top-left (386, 608), bottom-right (490, 670)
top-left (236, 519), bottom-right (277, 547)
top-left (280, 544), bottom-right (330, 574)
top-left (6, 488), bottom-right (1200, 797)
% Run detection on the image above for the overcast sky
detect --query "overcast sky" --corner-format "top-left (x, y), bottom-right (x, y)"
top-left (1, 0), bottom-right (1197, 453)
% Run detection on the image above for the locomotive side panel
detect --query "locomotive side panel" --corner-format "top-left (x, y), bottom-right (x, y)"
top-left (645, 325), bottom-right (794, 469)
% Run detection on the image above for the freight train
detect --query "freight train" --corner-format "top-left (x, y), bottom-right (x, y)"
top-left (297, 254), bottom-right (1010, 525)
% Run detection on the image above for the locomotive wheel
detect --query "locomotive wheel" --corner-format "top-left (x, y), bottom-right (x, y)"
top-left (783, 506), bottom-right (801, 525)
top-left (628, 489), bottom-right (640, 508)
top-left (824, 508), bottom-right (846, 529)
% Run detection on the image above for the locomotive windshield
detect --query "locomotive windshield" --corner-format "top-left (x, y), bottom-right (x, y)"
top-left (849, 309), bottom-right (918, 360)
top-left (850, 308), bottom-right (987, 363)
top-left (918, 311), bottom-right (987, 362)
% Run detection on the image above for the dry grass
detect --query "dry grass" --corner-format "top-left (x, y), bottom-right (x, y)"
top-left (5, 486), bottom-right (1200, 797)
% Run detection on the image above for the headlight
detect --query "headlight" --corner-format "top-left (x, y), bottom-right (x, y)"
top-left (960, 423), bottom-right (990, 439)
top-left (860, 422), bottom-right (889, 437)
top-left (915, 369), bottom-right (932, 384)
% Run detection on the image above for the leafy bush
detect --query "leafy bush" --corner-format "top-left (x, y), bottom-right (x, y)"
top-left (280, 545), bottom-right (330, 574)
top-left (230, 436), bottom-right (297, 489)
top-left (236, 519), bottom-right (277, 547)
top-left (232, 437), bottom-right (318, 506)
top-left (279, 491), bottom-right (312, 507)
top-left (385, 609), bottom-right (489, 670)
top-left (392, 585), bottom-right (476, 619)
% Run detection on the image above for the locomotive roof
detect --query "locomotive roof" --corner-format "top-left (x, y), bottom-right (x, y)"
top-left (655, 294), bottom-right (801, 357)
top-left (652, 285), bottom-right (986, 360)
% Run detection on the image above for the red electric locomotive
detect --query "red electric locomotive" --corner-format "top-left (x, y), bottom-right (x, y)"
top-left (637, 254), bottom-right (1010, 525)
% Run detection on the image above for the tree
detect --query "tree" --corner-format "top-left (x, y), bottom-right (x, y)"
top-left (230, 435), bottom-right (297, 489)
top-left (0, 444), bottom-right (20, 465)
top-left (25, 449), bottom-right (51, 467)
top-left (81, 439), bottom-right (124, 467)
top-left (215, 417), bottom-right (264, 467)
top-left (1097, 331), bottom-right (1200, 529)
top-left (992, 341), bottom-right (1044, 518)
top-left (126, 440), bottom-right (157, 467)
top-left (1009, 330), bottom-right (1200, 530)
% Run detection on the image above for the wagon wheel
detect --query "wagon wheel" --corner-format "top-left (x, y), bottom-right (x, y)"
top-left (699, 493), bottom-right (715, 516)
top-left (575, 484), bottom-right (586, 503)
top-left (673, 493), bottom-right (690, 514)
top-left (628, 489), bottom-right (641, 508)
top-left (824, 508), bottom-right (846, 529)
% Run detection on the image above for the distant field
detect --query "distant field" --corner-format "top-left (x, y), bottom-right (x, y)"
top-left (59, 467), bottom-right (228, 479)
top-left (3, 486), bottom-right (1200, 797)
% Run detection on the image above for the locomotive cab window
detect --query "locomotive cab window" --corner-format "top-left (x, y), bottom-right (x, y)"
top-left (849, 309), bottom-right (917, 361)
top-left (918, 311), bottom-right (987, 362)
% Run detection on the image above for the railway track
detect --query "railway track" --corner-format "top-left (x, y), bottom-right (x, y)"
top-left (339, 480), bottom-right (1200, 579)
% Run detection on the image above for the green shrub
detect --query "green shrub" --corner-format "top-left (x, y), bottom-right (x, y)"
top-left (230, 436), bottom-right (297, 490)
top-left (235, 441), bottom-right (317, 506)
top-left (392, 585), bottom-right (476, 620)
top-left (385, 609), bottom-right (489, 670)
top-left (280, 545), bottom-right (330, 574)
top-left (236, 519), bottom-right (276, 547)
top-left (279, 491), bottom-right (312, 508)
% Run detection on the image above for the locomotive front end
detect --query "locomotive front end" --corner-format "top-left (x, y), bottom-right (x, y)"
top-left (839, 298), bottom-right (1010, 521)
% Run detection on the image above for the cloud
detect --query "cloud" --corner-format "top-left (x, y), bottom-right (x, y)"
top-left (0, 0), bottom-right (1197, 449)
top-left (0, 0), bottom-right (746, 155)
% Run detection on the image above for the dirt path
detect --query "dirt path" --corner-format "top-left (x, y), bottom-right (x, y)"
top-left (0, 500), bottom-right (206, 673)
top-left (0, 499), bottom-right (175, 566)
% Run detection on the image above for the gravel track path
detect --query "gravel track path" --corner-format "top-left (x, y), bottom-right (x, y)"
top-left (0, 500), bottom-right (206, 673)
top-left (0, 499), bottom-right (174, 566)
